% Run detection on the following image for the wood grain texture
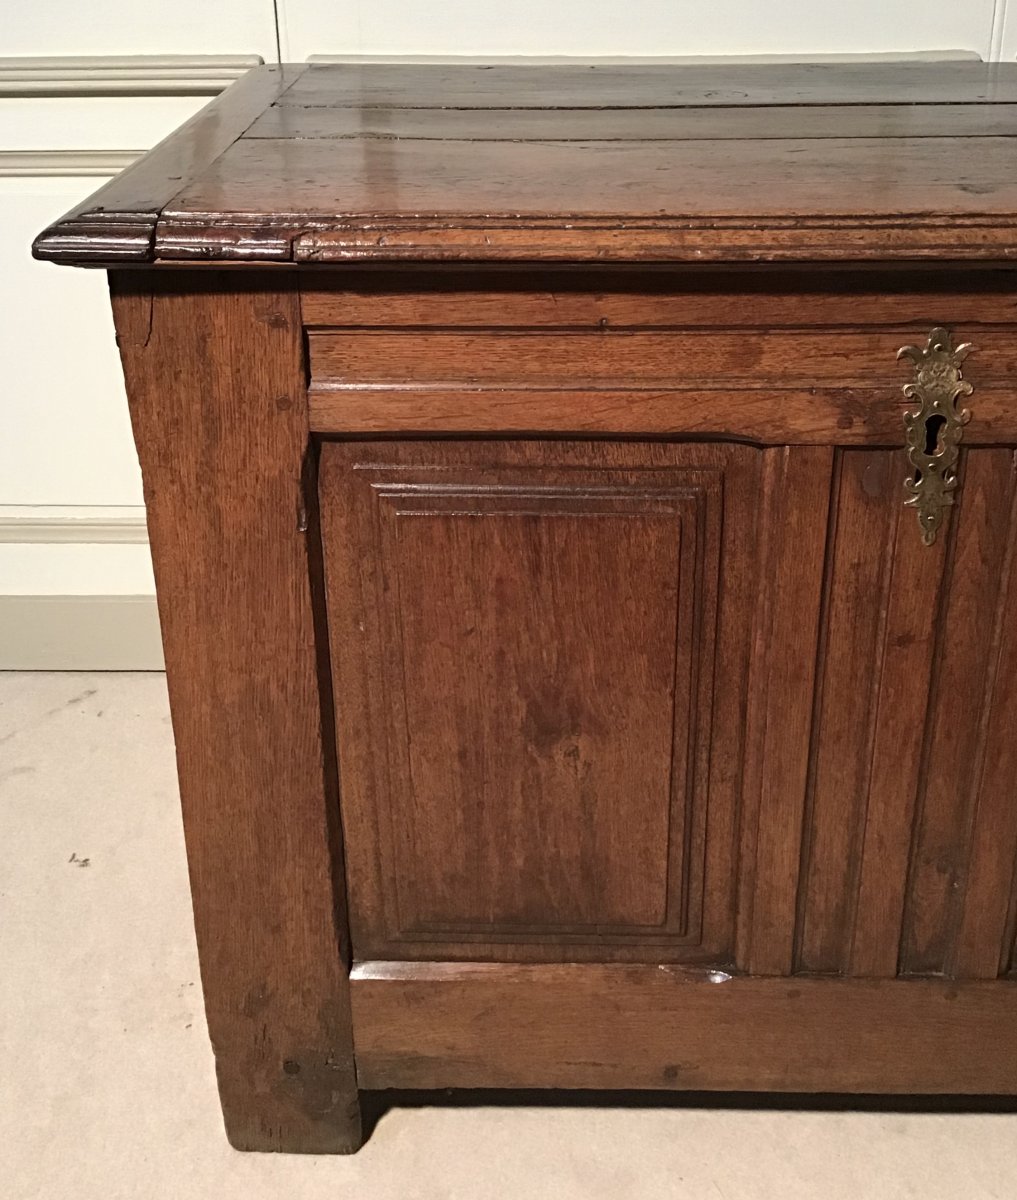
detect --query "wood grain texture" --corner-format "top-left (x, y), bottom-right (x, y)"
top-left (953, 478), bottom-right (1017, 979)
top-left (171, 136), bottom-right (1017, 222)
top-left (277, 62), bottom-right (1017, 110)
top-left (109, 272), bottom-right (361, 1153)
top-left (306, 385), bottom-right (1017, 445)
top-left (847, 501), bottom-right (949, 978)
top-left (736, 447), bottom-right (832, 976)
top-left (782, 447), bottom-right (1017, 981)
top-left (900, 451), bottom-right (1017, 978)
top-left (159, 134), bottom-right (1017, 264)
top-left (289, 219), bottom-right (1017, 265)
top-left (318, 439), bottom-right (757, 963)
top-left (304, 320), bottom-right (1017, 443)
top-left (35, 62), bottom-right (1017, 266)
top-left (795, 451), bottom-right (900, 975)
top-left (301, 268), bottom-right (1017, 329)
top-left (247, 103), bottom-right (1017, 143)
top-left (303, 276), bottom-right (1017, 441)
top-left (350, 962), bottom-right (1017, 1093)
top-left (308, 328), bottom-right (1017, 387)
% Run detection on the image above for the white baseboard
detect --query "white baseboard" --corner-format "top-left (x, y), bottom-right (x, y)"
top-left (0, 595), bottom-right (163, 670)
top-left (0, 507), bottom-right (149, 543)
top-left (0, 511), bottom-right (157, 667)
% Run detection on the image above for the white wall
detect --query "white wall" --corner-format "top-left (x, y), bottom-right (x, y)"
top-left (0, 49), bottom-right (272, 665)
top-left (278, 0), bottom-right (1003, 61)
top-left (1002, 5), bottom-right (1017, 59)
top-left (0, 79), bottom-right (266, 587)
top-left (6, 4), bottom-right (277, 57)
top-left (1, 3), bottom-right (1014, 666)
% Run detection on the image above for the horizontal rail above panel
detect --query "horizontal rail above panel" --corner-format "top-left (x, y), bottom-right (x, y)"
top-left (306, 384), bottom-right (1017, 444)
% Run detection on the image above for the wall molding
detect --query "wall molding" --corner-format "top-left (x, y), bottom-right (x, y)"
top-left (308, 50), bottom-right (984, 65)
top-left (0, 56), bottom-right (240, 672)
top-left (0, 595), bottom-right (163, 670)
top-left (0, 150), bottom-right (142, 177)
top-left (0, 508), bottom-right (149, 544)
top-left (0, 54), bottom-right (263, 97)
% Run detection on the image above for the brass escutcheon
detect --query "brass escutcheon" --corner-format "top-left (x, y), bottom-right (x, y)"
top-left (898, 328), bottom-right (974, 546)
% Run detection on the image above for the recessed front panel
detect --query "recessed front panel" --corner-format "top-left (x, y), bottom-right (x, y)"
top-left (319, 440), bottom-right (760, 962)
top-left (385, 491), bottom-right (690, 934)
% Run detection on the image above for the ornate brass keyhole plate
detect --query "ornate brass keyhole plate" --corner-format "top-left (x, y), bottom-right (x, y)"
top-left (898, 328), bottom-right (974, 546)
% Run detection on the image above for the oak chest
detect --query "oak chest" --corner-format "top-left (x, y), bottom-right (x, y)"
top-left (36, 62), bottom-right (1017, 1152)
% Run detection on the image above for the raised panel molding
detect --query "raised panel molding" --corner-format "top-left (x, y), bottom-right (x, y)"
top-left (320, 440), bottom-right (760, 964)
top-left (375, 474), bottom-right (720, 945)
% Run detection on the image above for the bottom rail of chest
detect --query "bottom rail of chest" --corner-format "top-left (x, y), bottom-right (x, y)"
top-left (348, 962), bottom-right (1017, 1094)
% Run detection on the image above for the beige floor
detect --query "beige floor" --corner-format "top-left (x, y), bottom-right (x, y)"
top-left (2, 671), bottom-right (1016, 1199)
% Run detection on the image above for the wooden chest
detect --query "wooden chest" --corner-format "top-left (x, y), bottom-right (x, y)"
top-left (35, 62), bottom-right (1017, 1153)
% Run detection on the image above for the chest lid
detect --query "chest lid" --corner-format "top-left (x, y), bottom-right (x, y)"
top-left (33, 61), bottom-right (1017, 267)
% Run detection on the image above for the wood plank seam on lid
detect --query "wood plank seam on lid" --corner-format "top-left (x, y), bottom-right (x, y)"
top-left (244, 104), bottom-right (1017, 142)
top-left (273, 62), bottom-right (1017, 110)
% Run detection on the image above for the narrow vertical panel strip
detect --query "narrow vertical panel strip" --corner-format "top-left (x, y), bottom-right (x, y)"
top-left (795, 451), bottom-right (897, 975)
top-left (734, 450), bottom-right (780, 971)
top-left (953, 452), bottom-right (1017, 979)
top-left (848, 499), bottom-right (948, 977)
top-left (740, 445), bottom-right (834, 977)
top-left (1006, 903), bottom-right (1017, 977)
top-left (899, 450), bottom-right (1016, 977)
top-left (791, 450), bottom-right (842, 975)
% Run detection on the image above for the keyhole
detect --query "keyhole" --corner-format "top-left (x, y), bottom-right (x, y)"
top-left (924, 414), bottom-right (947, 456)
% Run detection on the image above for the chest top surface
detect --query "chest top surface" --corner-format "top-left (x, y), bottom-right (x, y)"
top-left (33, 61), bottom-right (1017, 267)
